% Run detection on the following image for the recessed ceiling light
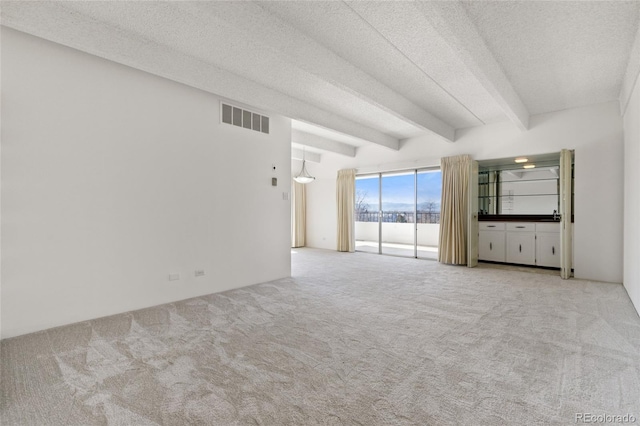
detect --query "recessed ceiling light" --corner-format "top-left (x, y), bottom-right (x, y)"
top-left (523, 164), bottom-right (535, 169)
top-left (515, 157), bottom-right (528, 163)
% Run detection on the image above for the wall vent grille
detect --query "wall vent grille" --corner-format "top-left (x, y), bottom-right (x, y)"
top-left (221, 103), bottom-right (269, 134)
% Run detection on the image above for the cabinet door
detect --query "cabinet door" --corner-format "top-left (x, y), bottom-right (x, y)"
top-left (479, 231), bottom-right (506, 262)
top-left (536, 232), bottom-right (561, 268)
top-left (506, 232), bottom-right (536, 265)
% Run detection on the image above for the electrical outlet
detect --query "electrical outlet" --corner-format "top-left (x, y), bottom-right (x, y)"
top-left (168, 273), bottom-right (180, 281)
top-left (195, 270), bottom-right (205, 277)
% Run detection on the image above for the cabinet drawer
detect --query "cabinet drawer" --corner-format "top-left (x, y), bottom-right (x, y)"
top-left (536, 223), bottom-right (560, 233)
top-left (506, 223), bottom-right (535, 232)
top-left (479, 222), bottom-right (505, 231)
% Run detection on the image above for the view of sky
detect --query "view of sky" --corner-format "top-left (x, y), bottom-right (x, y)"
top-left (356, 170), bottom-right (442, 212)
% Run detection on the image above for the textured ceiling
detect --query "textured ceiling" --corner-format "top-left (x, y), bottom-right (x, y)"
top-left (261, 1), bottom-right (503, 129)
top-left (463, 0), bottom-right (640, 115)
top-left (2, 1), bottom-right (639, 159)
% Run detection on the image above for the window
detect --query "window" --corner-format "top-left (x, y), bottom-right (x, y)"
top-left (355, 168), bottom-right (441, 259)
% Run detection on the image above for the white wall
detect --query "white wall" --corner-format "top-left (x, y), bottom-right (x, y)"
top-left (0, 27), bottom-right (3, 338)
top-left (306, 101), bottom-right (624, 283)
top-left (305, 175), bottom-right (336, 250)
top-left (623, 70), bottom-right (640, 315)
top-left (1, 28), bottom-right (292, 339)
top-left (573, 124), bottom-right (624, 284)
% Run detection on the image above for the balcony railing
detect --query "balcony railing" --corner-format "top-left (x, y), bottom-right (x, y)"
top-left (355, 211), bottom-right (440, 224)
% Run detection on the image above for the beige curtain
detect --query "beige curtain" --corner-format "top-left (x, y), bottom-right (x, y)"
top-left (439, 154), bottom-right (472, 265)
top-left (291, 180), bottom-right (306, 248)
top-left (336, 169), bottom-right (356, 252)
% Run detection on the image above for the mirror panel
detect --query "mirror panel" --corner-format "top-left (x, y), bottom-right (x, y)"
top-left (500, 168), bottom-right (559, 215)
top-left (479, 154), bottom-right (560, 216)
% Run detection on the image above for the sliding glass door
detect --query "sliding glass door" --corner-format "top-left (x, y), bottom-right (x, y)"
top-left (355, 167), bottom-right (441, 259)
top-left (355, 174), bottom-right (380, 254)
top-left (416, 170), bottom-right (442, 260)
top-left (381, 171), bottom-right (416, 257)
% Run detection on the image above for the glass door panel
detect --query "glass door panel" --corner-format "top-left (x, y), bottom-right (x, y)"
top-left (355, 175), bottom-right (380, 254)
top-left (381, 171), bottom-right (415, 257)
top-left (416, 169), bottom-right (442, 260)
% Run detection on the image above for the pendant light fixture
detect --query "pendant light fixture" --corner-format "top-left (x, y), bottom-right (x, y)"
top-left (293, 148), bottom-right (315, 184)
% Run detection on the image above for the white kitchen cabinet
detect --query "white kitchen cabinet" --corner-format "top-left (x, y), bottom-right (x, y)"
top-left (479, 222), bottom-right (506, 262)
top-left (506, 227), bottom-right (536, 265)
top-left (535, 223), bottom-right (561, 268)
top-left (479, 221), bottom-right (561, 269)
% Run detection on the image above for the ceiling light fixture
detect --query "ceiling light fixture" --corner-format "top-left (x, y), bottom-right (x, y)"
top-left (515, 157), bottom-right (528, 163)
top-left (293, 149), bottom-right (315, 184)
top-left (523, 164), bottom-right (536, 169)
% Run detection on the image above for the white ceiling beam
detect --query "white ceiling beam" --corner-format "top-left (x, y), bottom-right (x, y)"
top-left (291, 130), bottom-right (356, 158)
top-left (291, 148), bottom-right (321, 164)
top-left (346, 1), bottom-right (529, 133)
top-left (1, 1), bottom-right (400, 151)
top-left (186, 1), bottom-right (454, 142)
top-left (414, 1), bottom-right (530, 131)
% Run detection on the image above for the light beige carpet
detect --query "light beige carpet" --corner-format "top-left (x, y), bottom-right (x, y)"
top-left (2, 248), bottom-right (639, 425)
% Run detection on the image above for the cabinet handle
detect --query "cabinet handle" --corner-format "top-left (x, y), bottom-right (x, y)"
top-left (519, 244), bottom-right (522, 253)
top-left (487, 225), bottom-right (496, 228)
top-left (515, 226), bottom-right (526, 229)
top-left (490, 242), bottom-right (493, 250)
top-left (552, 246), bottom-right (555, 255)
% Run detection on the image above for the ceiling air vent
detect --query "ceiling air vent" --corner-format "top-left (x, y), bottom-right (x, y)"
top-left (221, 103), bottom-right (269, 134)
